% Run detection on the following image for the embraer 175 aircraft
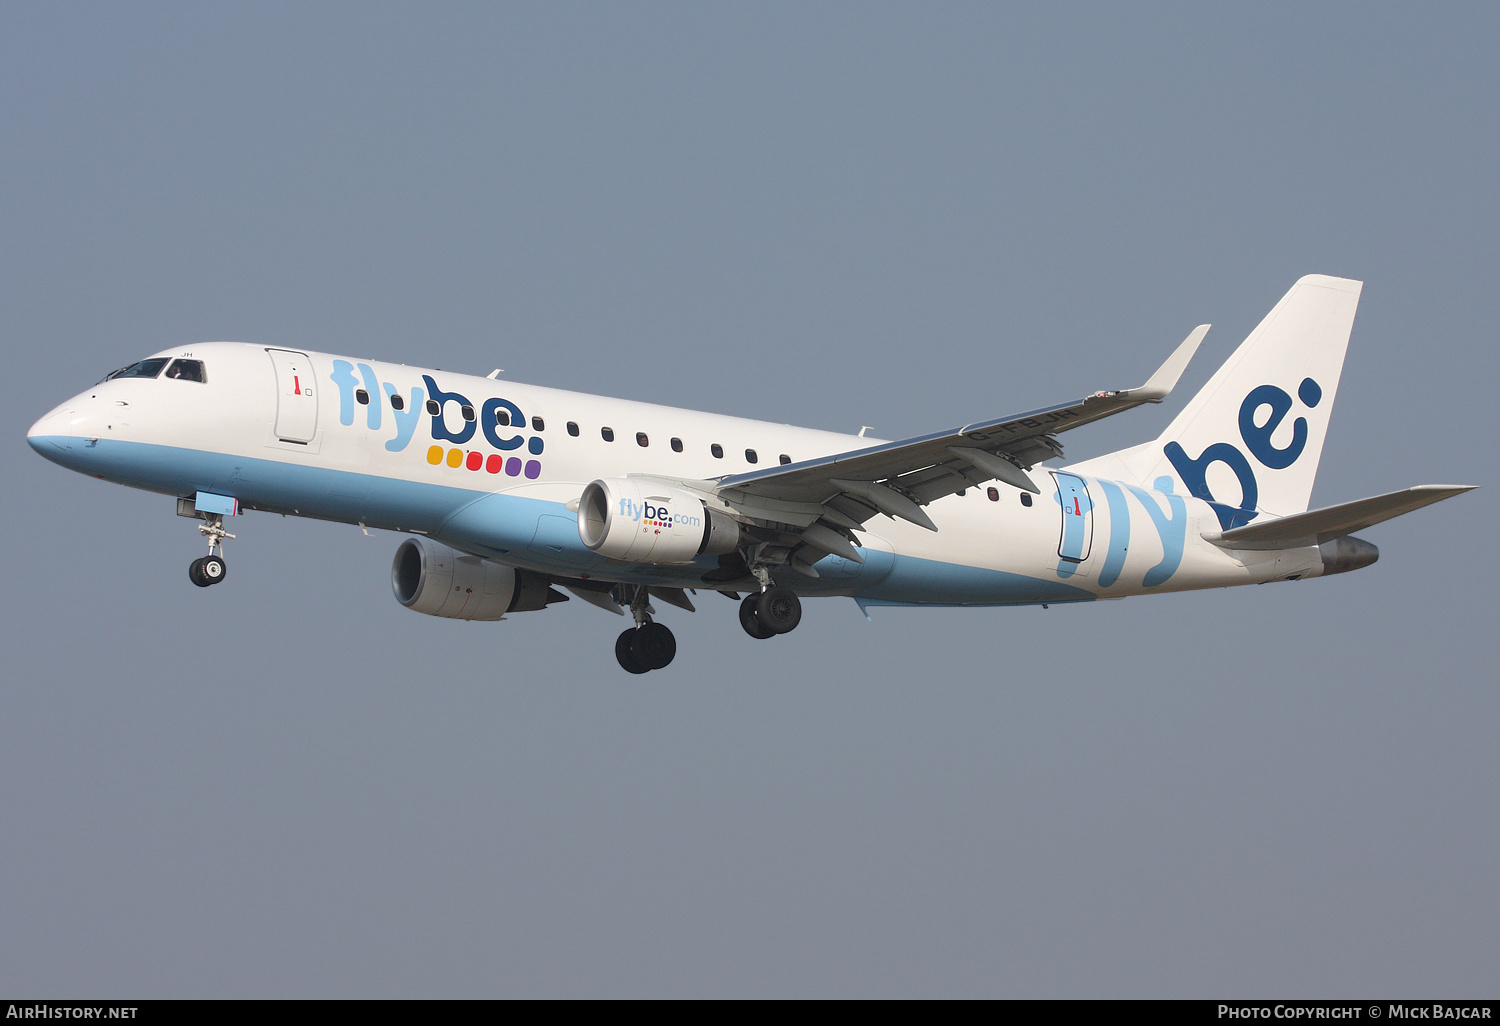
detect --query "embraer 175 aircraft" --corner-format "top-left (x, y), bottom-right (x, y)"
top-left (28, 275), bottom-right (1472, 673)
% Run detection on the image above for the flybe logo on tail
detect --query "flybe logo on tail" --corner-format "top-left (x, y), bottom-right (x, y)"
top-left (1164, 378), bottom-right (1323, 530)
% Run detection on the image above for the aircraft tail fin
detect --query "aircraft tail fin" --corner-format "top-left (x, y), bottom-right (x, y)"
top-left (1077, 275), bottom-right (1364, 530)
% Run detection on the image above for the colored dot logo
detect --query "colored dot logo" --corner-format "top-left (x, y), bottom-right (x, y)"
top-left (427, 445), bottom-right (540, 479)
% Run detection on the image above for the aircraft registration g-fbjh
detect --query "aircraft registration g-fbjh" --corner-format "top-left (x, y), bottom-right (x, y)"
top-left (28, 275), bottom-right (1474, 673)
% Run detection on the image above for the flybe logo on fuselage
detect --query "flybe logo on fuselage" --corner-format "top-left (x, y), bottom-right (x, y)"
top-left (329, 362), bottom-right (544, 480)
top-left (1164, 378), bottom-right (1323, 530)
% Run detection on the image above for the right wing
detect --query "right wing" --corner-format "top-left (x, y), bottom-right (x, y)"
top-left (701, 326), bottom-right (1208, 575)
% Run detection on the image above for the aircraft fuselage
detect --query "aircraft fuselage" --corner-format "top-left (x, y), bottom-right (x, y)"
top-left (27, 340), bottom-right (1329, 609)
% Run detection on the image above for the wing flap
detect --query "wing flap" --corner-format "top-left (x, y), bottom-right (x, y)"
top-left (649, 587), bottom-right (697, 612)
top-left (562, 582), bottom-right (626, 615)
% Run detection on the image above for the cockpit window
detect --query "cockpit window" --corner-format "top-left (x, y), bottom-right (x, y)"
top-left (104, 358), bottom-right (169, 381)
top-left (164, 359), bottom-right (206, 383)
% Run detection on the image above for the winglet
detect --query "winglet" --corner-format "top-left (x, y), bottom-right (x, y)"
top-left (1122, 324), bottom-right (1209, 403)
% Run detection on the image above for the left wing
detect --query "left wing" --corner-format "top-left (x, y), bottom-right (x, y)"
top-left (707, 326), bottom-right (1207, 574)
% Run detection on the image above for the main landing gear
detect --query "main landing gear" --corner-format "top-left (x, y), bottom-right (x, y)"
top-left (738, 583), bottom-right (802, 641)
top-left (616, 622), bottom-right (676, 674)
top-left (188, 512), bottom-right (234, 588)
top-left (608, 575), bottom-right (803, 672)
top-left (615, 585), bottom-right (677, 674)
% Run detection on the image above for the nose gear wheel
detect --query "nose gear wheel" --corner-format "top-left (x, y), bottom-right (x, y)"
top-left (189, 554), bottom-right (228, 587)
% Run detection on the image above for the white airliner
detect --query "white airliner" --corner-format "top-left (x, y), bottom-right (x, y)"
top-left (28, 275), bottom-right (1473, 672)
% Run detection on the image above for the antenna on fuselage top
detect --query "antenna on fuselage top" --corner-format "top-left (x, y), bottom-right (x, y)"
top-left (487, 369), bottom-right (504, 379)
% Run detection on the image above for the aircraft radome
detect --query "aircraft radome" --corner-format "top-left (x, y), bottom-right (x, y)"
top-left (28, 275), bottom-right (1474, 673)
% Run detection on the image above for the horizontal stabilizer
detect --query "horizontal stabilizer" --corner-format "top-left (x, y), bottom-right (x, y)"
top-left (1209, 485), bottom-right (1475, 550)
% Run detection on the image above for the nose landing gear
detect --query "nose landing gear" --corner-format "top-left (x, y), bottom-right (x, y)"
top-left (188, 512), bottom-right (234, 588)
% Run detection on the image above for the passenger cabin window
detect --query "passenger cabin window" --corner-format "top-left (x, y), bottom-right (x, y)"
top-left (567, 421), bottom-right (579, 436)
top-left (165, 359), bottom-right (206, 382)
top-left (495, 409), bottom-right (510, 426)
top-left (425, 399), bottom-right (441, 415)
top-left (745, 449), bottom-right (758, 464)
top-left (1020, 493), bottom-right (1033, 507)
top-left (390, 394), bottom-right (405, 411)
top-left (602, 427), bottom-right (615, 442)
top-left (355, 389), bottom-right (370, 405)
top-left (670, 437), bottom-right (683, 452)
top-left (531, 416), bottom-right (544, 431)
top-left (461, 404), bottom-right (475, 422)
top-left (987, 487), bottom-right (1000, 502)
top-left (105, 358), bottom-right (169, 381)
top-left (779, 454), bottom-right (791, 465)
top-left (710, 443), bottom-right (723, 459)
top-left (636, 432), bottom-right (649, 447)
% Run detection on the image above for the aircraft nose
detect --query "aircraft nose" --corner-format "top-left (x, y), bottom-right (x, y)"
top-left (28, 411), bottom-right (62, 452)
top-left (27, 399), bottom-right (87, 461)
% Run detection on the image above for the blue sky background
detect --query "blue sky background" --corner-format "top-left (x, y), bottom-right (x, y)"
top-left (2, 3), bottom-right (1496, 997)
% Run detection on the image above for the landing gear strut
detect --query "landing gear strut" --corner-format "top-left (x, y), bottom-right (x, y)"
top-left (188, 512), bottom-right (234, 588)
top-left (614, 585), bottom-right (677, 673)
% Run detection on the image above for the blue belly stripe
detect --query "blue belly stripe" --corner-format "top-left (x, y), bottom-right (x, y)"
top-left (30, 435), bottom-right (1093, 606)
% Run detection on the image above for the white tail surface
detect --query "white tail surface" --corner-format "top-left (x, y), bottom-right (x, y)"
top-left (1075, 275), bottom-right (1363, 530)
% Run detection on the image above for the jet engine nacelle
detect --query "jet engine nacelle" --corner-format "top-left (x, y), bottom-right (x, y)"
top-left (391, 537), bottom-right (552, 620)
top-left (578, 478), bottom-right (741, 564)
